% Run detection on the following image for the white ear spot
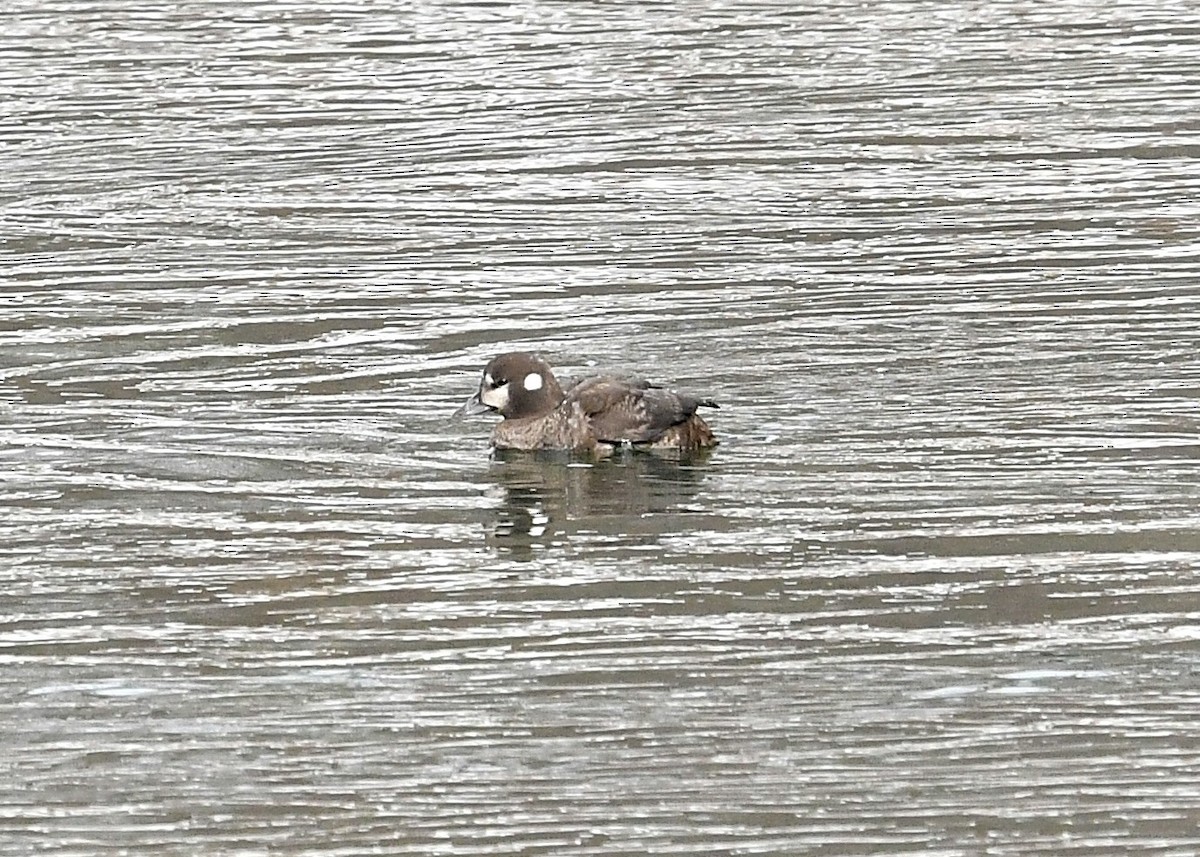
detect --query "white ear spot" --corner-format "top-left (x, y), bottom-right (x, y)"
top-left (523, 372), bottom-right (543, 392)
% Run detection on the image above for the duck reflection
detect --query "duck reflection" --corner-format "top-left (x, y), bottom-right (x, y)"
top-left (482, 447), bottom-right (715, 558)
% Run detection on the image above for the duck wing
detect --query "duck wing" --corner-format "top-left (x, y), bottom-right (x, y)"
top-left (567, 374), bottom-right (716, 444)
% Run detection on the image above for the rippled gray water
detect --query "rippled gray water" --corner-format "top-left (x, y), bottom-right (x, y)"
top-left (4, 0), bottom-right (1200, 853)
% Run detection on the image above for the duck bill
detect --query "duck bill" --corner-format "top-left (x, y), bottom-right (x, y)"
top-left (454, 392), bottom-right (493, 417)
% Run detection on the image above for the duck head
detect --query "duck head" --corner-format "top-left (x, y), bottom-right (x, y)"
top-left (456, 352), bottom-right (566, 419)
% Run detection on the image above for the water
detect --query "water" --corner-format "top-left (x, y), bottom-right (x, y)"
top-left (3, 0), bottom-right (1200, 853)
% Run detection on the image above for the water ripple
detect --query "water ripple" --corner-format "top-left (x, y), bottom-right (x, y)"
top-left (3, 0), bottom-right (1200, 854)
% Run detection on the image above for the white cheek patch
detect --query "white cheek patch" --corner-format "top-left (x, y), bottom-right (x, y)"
top-left (483, 372), bottom-right (494, 387)
top-left (480, 384), bottom-right (509, 410)
top-left (523, 372), bottom-right (543, 392)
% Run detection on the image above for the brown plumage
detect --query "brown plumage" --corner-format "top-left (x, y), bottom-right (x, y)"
top-left (456, 352), bottom-right (718, 454)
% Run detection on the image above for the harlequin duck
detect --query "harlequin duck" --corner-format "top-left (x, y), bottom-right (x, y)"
top-left (456, 352), bottom-right (719, 454)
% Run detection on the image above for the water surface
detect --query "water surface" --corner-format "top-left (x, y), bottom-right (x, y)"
top-left (3, 0), bottom-right (1200, 854)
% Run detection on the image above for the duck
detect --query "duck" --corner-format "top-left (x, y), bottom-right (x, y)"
top-left (456, 352), bottom-right (719, 454)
